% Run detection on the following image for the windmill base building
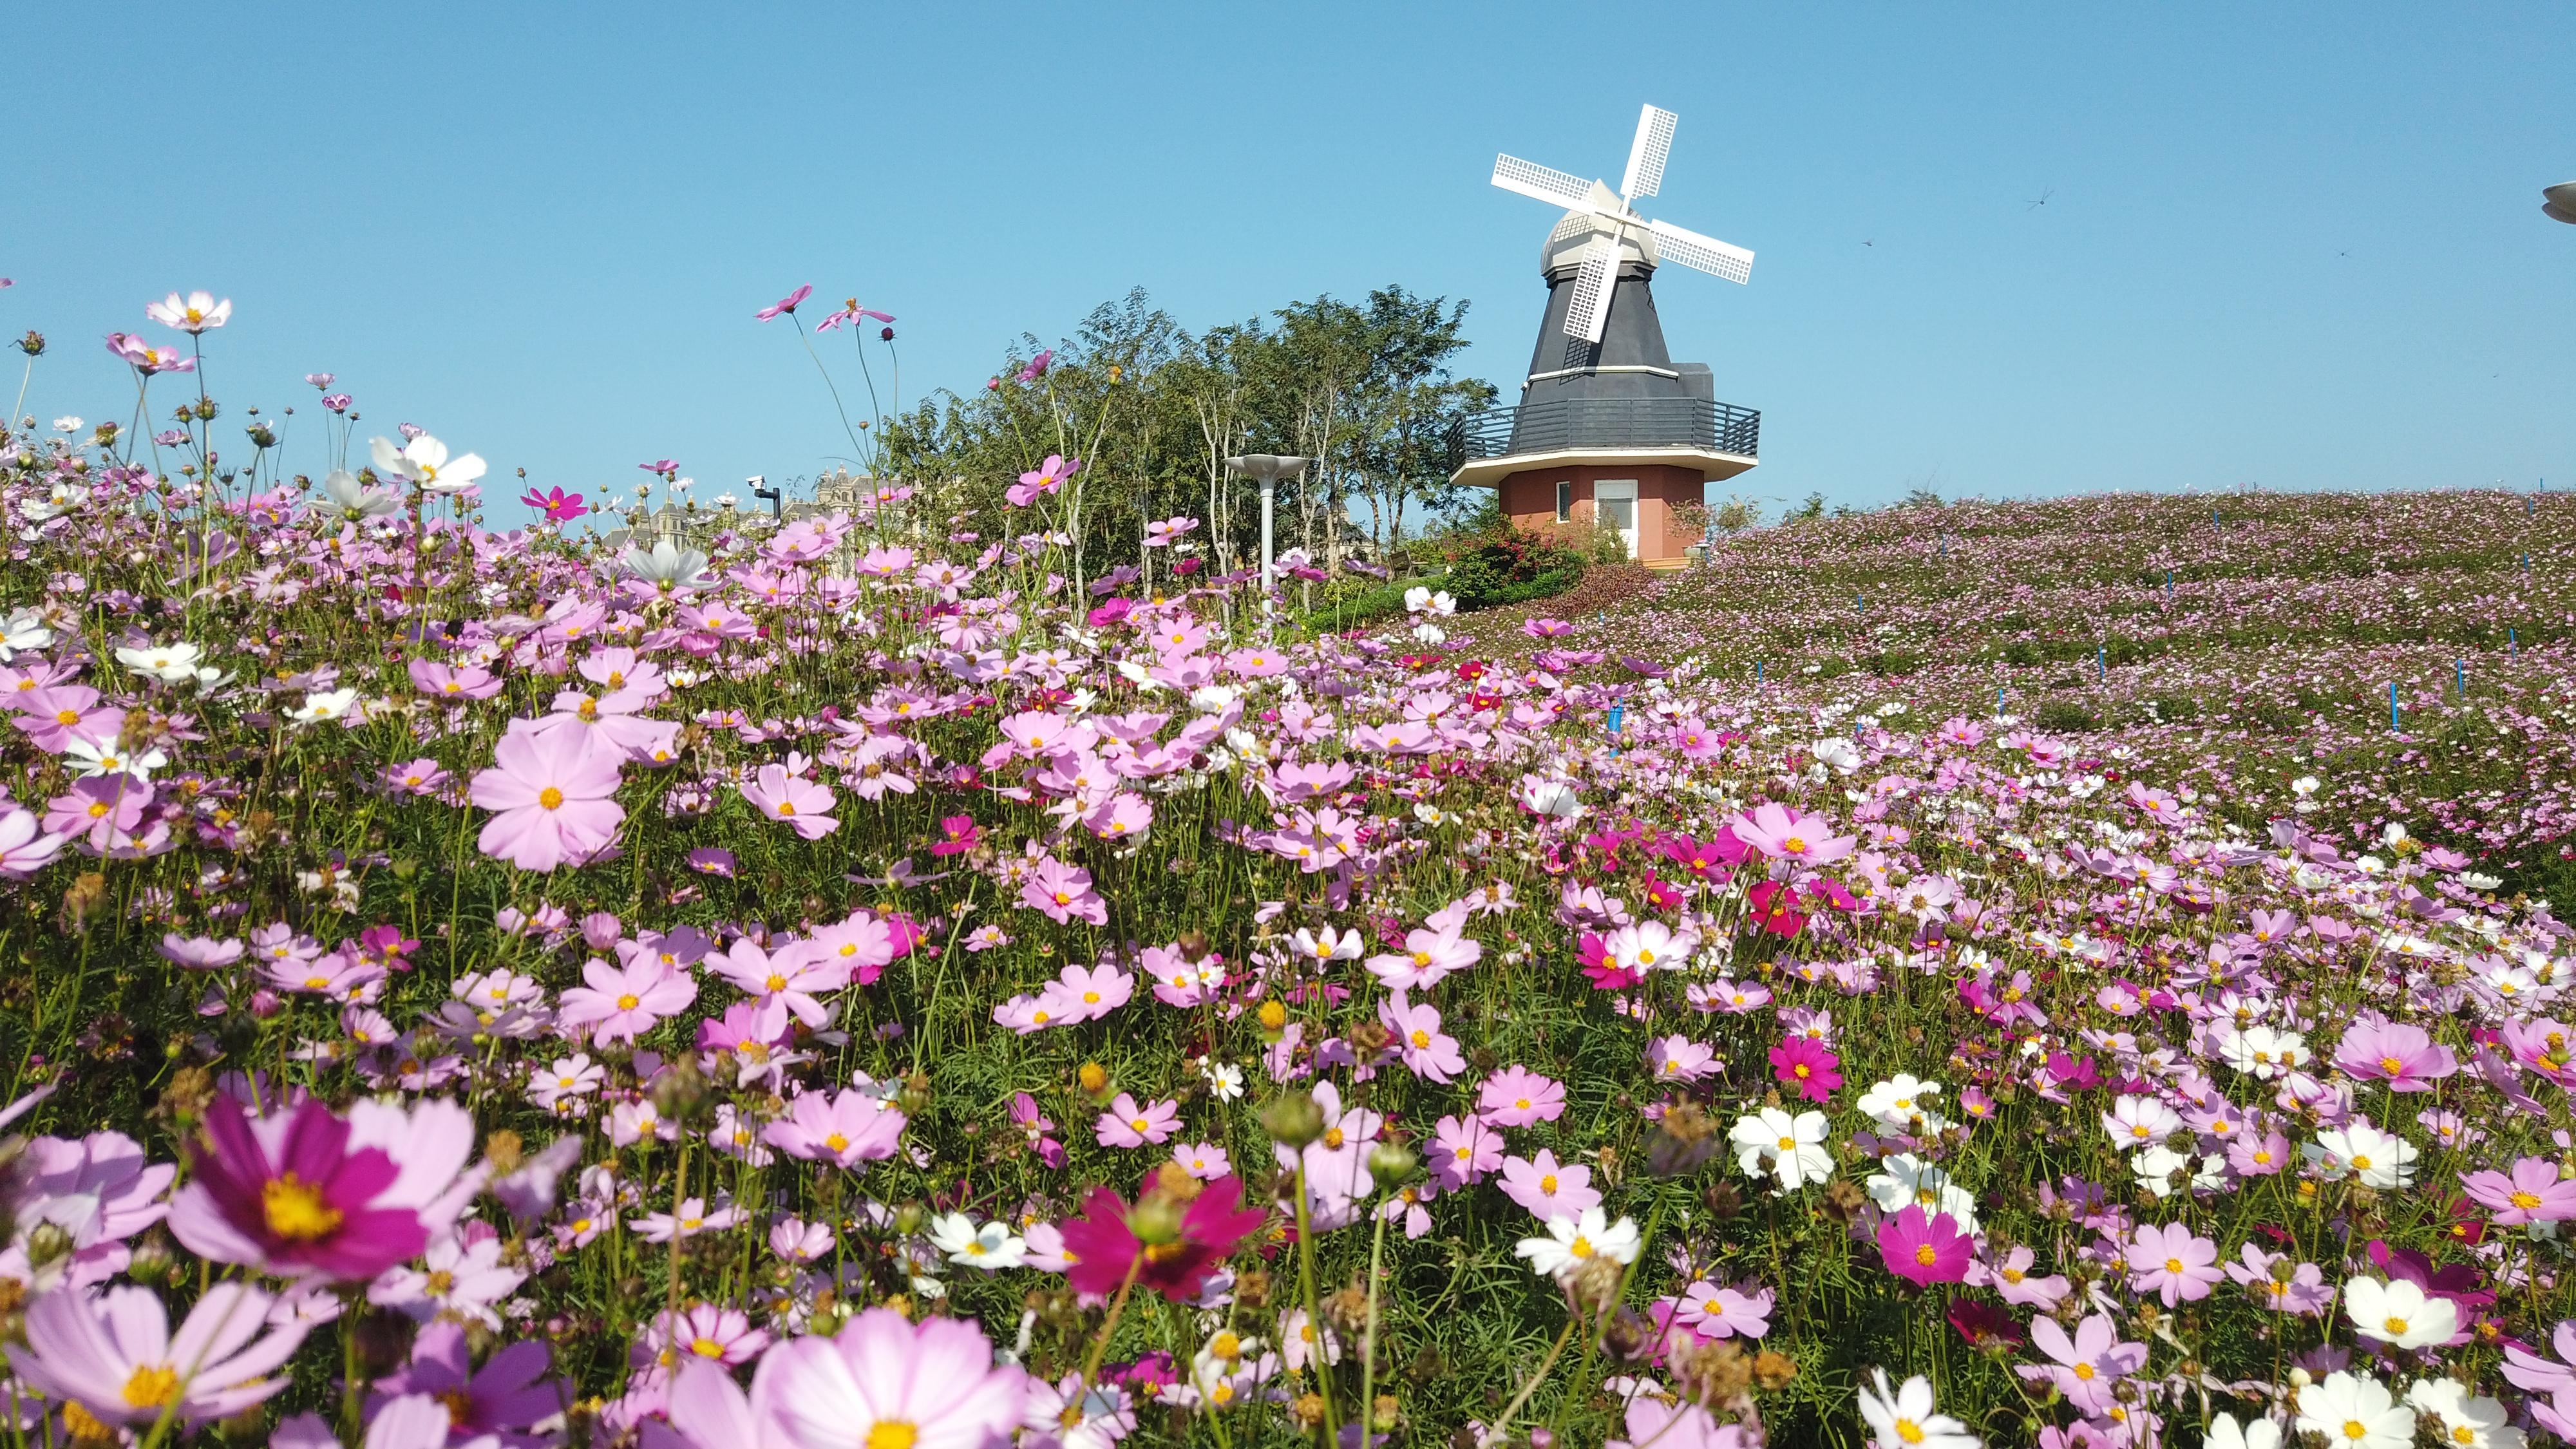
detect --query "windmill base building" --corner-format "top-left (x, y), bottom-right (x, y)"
top-left (1450, 106), bottom-right (1761, 569)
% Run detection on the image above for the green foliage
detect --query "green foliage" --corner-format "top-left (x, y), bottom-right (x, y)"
top-left (1444, 528), bottom-right (1588, 611)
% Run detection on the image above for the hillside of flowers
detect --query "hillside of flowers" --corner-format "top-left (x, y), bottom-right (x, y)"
top-left (3, 299), bottom-right (2575, 1449)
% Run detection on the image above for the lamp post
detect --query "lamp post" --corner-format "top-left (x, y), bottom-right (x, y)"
top-left (1224, 454), bottom-right (1311, 623)
top-left (2546, 182), bottom-right (2576, 225)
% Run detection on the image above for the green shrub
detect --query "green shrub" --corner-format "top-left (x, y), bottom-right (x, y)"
top-left (1446, 529), bottom-right (1591, 609)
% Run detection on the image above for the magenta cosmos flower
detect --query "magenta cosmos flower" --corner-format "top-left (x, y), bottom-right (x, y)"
top-left (1878, 1205), bottom-right (1971, 1287)
top-left (519, 485), bottom-right (589, 522)
top-left (1769, 1036), bottom-right (1843, 1103)
top-left (15, 1282), bottom-right (303, 1435)
top-left (470, 724), bottom-right (625, 871)
top-left (169, 1094), bottom-right (476, 1281)
top-left (752, 1307), bottom-right (1025, 1449)
top-left (1058, 1174), bottom-right (1267, 1302)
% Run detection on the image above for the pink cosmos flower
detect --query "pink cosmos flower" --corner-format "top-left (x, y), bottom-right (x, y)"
top-left (756, 283), bottom-right (813, 321)
top-left (15, 1282), bottom-right (303, 1432)
top-left (762, 1088), bottom-right (907, 1169)
top-left (0, 806), bottom-right (69, 878)
top-left (1498, 1150), bottom-right (1601, 1220)
top-left (368, 1320), bottom-right (560, 1442)
top-left (1364, 923), bottom-right (1482, 992)
top-left (741, 763), bottom-right (839, 839)
top-left (930, 814), bottom-right (981, 857)
top-left (707, 936), bottom-right (848, 1029)
top-left (1050, 961), bottom-right (1134, 1023)
top-left (1477, 1066), bottom-right (1566, 1128)
top-left (167, 1094), bottom-right (477, 1282)
top-left (754, 1307), bottom-right (1025, 1449)
top-left (1726, 801), bottom-right (1857, 866)
top-left (43, 775), bottom-right (150, 852)
top-left (17, 685), bottom-right (123, 753)
top-left (1023, 857), bottom-right (1108, 925)
top-left (1016, 348), bottom-right (1055, 382)
top-left (1008, 453), bottom-right (1079, 507)
top-left (556, 954), bottom-right (698, 1046)
top-left (1769, 1036), bottom-right (1842, 1102)
top-left (407, 659), bottom-right (502, 701)
top-left (2460, 1157), bottom-right (2576, 1226)
top-left (1650, 1034), bottom-right (1720, 1084)
top-left (1431, 1113), bottom-right (1503, 1188)
top-left (1676, 1280), bottom-right (1774, 1340)
top-left (2334, 1018), bottom-right (2459, 1092)
top-left (146, 290), bottom-right (231, 332)
top-left (2020, 1312), bottom-right (2146, 1412)
top-left (1096, 1094), bottom-right (1181, 1148)
top-left (1877, 1206), bottom-right (1971, 1287)
top-left (2129, 1222), bottom-right (2223, 1306)
top-left (469, 724), bottom-right (625, 871)
top-left (1380, 992), bottom-right (1466, 1083)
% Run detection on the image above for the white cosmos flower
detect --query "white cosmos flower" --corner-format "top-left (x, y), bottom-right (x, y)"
top-left (926, 1212), bottom-right (1027, 1271)
top-left (2306, 1123), bottom-right (2418, 1189)
top-left (1855, 1368), bottom-right (1978, 1449)
top-left (1855, 1074), bottom-right (1944, 1130)
top-left (1513, 1207), bottom-right (1638, 1279)
top-left (2293, 1371), bottom-right (2414, 1449)
top-left (0, 610), bottom-right (53, 660)
top-left (370, 433), bottom-right (487, 496)
top-left (62, 737), bottom-right (166, 782)
top-left (1864, 1153), bottom-right (1979, 1231)
top-left (51, 416), bottom-right (83, 434)
top-left (117, 641), bottom-right (205, 683)
top-left (2203, 1412), bottom-right (2283, 1449)
top-left (1728, 1106), bottom-right (1833, 1192)
top-left (146, 290), bottom-right (231, 332)
top-left (2403, 1378), bottom-right (2517, 1449)
top-left (290, 688), bottom-right (359, 724)
top-left (621, 538), bottom-right (713, 590)
top-left (1519, 777), bottom-right (1584, 822)
top-left (318, 468), bottom-right (403, 521)
top-left (2344, 1276), bottom-right (2458, 1350)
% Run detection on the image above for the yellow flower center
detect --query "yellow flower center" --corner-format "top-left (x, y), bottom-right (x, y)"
top-left (691, 1337), bottom-right (724, 1358)
top-left (1915, 1245), bottom-right (1938, 1267)
top-left (1569, 1236), bottom-right (1593, 1258)
top-left (1895, 1419), bottom-right (1926, 1444)
top-left (261, 1174), bottom-right (345, 1241)
top-left (616, 994), bottom-right (639, 1010)
top-left (2385, 1316), bottom-right (2410, 1335)
top-left (537, 786), bottom-right (564, 810)
top-left (824, 1133), bottom-right (849, 1153)
top-left (122, 1363), bottom-right (182, 1410)
top-left (866, 1423), bottom-right (919, 1449)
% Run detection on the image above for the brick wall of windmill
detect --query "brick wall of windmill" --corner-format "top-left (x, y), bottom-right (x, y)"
top-left (1496, 464), bottom-right (1705, 567)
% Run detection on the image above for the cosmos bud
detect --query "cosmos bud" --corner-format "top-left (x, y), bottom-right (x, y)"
top-left (1260, 1090), bottom-right (1324, 1149)
top-left (1367, 1142), bottom-right (1418, 1182)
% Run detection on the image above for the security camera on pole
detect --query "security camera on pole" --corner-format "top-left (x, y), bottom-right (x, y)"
top-left (1224, 454), bottom-right (1311, 626)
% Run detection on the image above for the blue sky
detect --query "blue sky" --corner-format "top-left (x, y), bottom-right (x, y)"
top-left (5, 3), bottom-right (2573, 518)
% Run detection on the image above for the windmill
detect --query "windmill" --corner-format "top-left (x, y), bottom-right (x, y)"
top-left (1446, 102), bottom-right (1765, 571)
top-left (1490, 104), bottom-right (1754, 346)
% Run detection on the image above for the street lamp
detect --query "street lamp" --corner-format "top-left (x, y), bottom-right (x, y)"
top-left (1224, 454), bottom-right (1311, 620)
top-left (2546, 182), bottom-right (2576, 225)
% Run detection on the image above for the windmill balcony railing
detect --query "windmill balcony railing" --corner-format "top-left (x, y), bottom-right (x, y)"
top-left (1447, 397), bottom-right (1760, 466)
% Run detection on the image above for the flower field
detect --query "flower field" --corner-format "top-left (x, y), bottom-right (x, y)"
top-left (5, 307), bottom-right (2576, 1448)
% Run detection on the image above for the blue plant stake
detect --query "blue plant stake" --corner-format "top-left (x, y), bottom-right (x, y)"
top-left (1857, 592), bottom-right (1865, 614)
top-left (2391, 681), bottom-right (2401, 732)
top-left (1756, 659), bottom-right (1763, 685)
top-left (2166, 569), bottom-right (2174, 600)
top-left (2457, 660), bottom-right (2465, 695)
top-left (1996, 686), bottom-right (2005, 714)
top-left (2098, 644), bottom-right (2106, 680)
top-left (1606, 705), bottom-right (1624, 737)
top-left (2512, 627), bottom-right (2519, 658)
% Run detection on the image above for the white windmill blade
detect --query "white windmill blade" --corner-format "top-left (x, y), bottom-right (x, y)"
top-left (1493, 154), bottom-right (1596, 210)
top-left (1620, 104), bottom-right (1678, 202)
top-left (1646, 218), bottom-right (1754, 283)
top-left (1562, 234), bottom-right (1620, 344)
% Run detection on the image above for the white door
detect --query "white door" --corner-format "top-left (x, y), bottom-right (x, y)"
top-left (1593, 480), bottom-right (1638, 559)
